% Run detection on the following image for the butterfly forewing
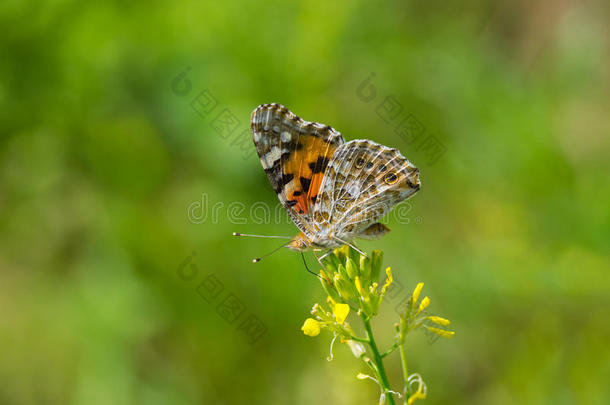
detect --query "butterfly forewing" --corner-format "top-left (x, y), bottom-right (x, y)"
top-left (250, 104), bottom-right (345, 238)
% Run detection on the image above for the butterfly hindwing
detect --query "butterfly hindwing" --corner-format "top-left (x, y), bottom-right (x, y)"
top-left (358, 222), bottom-right (391, 240)
top-left (251, 104), bottom-right (345, 236)
top-left (313, 139), bottom-right (420, 239)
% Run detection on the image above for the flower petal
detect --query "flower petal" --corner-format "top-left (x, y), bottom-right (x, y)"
top-left (301, 318), bottom-right (321, 336)
top-left (333, 303), bottom-right (350, 324)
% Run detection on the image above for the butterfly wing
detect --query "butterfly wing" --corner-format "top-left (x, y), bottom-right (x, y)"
top-left (251, 103), bottom-right (345, 237)
top-left (358, 222), bottom-right (391, 239)
top-left (312, 139), bottom-right (420, 239)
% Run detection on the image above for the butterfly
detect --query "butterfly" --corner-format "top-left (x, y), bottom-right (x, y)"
top-left (241, 103), bottom-right (420, 261)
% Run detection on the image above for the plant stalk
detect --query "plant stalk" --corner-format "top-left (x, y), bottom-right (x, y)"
top-left (362, 316), bottom-right (396, 405)
top-left (399, 340), bottom-right (409, 404)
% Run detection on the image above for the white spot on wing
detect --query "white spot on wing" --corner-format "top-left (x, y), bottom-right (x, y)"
top-left (261, 146), bottom-right (281, 169)
top-left (281, 131), bottom-right (292, 142)
top-left (346, 182), bottom-right (360, 197)
top-left (267, 146), bottom-right (281, 162)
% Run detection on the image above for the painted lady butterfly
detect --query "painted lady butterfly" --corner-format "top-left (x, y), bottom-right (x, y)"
top-left (247, 103), bottom-right (420, 258)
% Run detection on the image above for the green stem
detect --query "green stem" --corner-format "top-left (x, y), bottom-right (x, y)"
top-left (381, 342), bottom-right (399, 358)
top-left (362, 316), bottom-right (396, 405)
top-left (350, 335), bottom-right (370, 343)
top-left (398, 338), bottom-right (409, 404)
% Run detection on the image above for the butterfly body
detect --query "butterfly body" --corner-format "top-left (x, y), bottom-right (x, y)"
top-left (251, 103), bottom-right (420, 252)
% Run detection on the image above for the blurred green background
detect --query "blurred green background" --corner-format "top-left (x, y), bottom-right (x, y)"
top-left (2, 0), bottom-right (609, 404)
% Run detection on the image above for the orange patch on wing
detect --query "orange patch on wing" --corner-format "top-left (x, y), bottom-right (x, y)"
top-left (294, 195), bottom-right (309, 214)
top-left (281, 137), bottom-right (334, 174)
top-left (281, 136), bottom-right (338, 215)
top-left (308, 172), bottom-right (324, 202)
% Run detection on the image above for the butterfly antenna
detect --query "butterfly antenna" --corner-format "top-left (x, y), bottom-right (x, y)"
top-left (301, 252), bottom-right (321, 279)
top-left (233, 232), bottom-right (292, 239)
top-left (251, 241), bottom-right (289, 263)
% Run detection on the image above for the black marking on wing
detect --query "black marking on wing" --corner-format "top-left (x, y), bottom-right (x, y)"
top-left (308, 156), bottom-right (331, 174)
top-left (280, 174), bottom-right (294, 187)
top-left (300, 177), bottom-right (311, 193)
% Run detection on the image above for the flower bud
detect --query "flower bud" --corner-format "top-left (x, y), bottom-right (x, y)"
top-left (426, 316), bottom-right (450, 326)
top-left (417, 296), bottom-right (430, 314)
top-left (425, 326), bottom-right (455, 338)
top-left (320, 274), bottom-right (342, 303)
top-left (334, 275), bottom-right (359, 301)
top-left (345, 257), bottom-right (358, 280)
top-left (370, 250), bottom-right (383, 283)
top-left (359, 255), bottom-right (372, 282)
top-left (411, 282), bottom-right (424, 307)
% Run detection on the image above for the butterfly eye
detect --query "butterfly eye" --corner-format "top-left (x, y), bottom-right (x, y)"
top-left (378, 164), bottom-right (387, 173)
top-left (355, 157), bottom-right (366, 168)
top-left (384, 172), bottom-right (398, 185)
top-left (365, 161), bottom-right (374, 169)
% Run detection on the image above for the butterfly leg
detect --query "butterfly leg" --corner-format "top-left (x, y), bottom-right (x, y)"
top-left (312, 250), bottom-right (329, 273)
top-left (333, 237), bottom-right (368, 258)
top-left (350, 242), bottom-right (368, 258)
top-left (318, 249), bottom-right (334, 262)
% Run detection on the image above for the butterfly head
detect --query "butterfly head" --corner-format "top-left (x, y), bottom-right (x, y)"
top-left (287, 232), bottom-right (311, 252)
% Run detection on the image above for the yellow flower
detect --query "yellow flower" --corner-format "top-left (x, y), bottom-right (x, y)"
top-left (301, 318), bottom-right (321, 336)
top-left (333, 303), bottom-right (350, 324)
top-left (425, 326), bottom-right (455, 338)
top-left (427, 315), bottom-right (450, 326)
top-left (412, 282), bottom-right (424, 305)
top-left (381, 267), bottom-right (393, 295)
top-left (417, 296), bottom-right (430, 314)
